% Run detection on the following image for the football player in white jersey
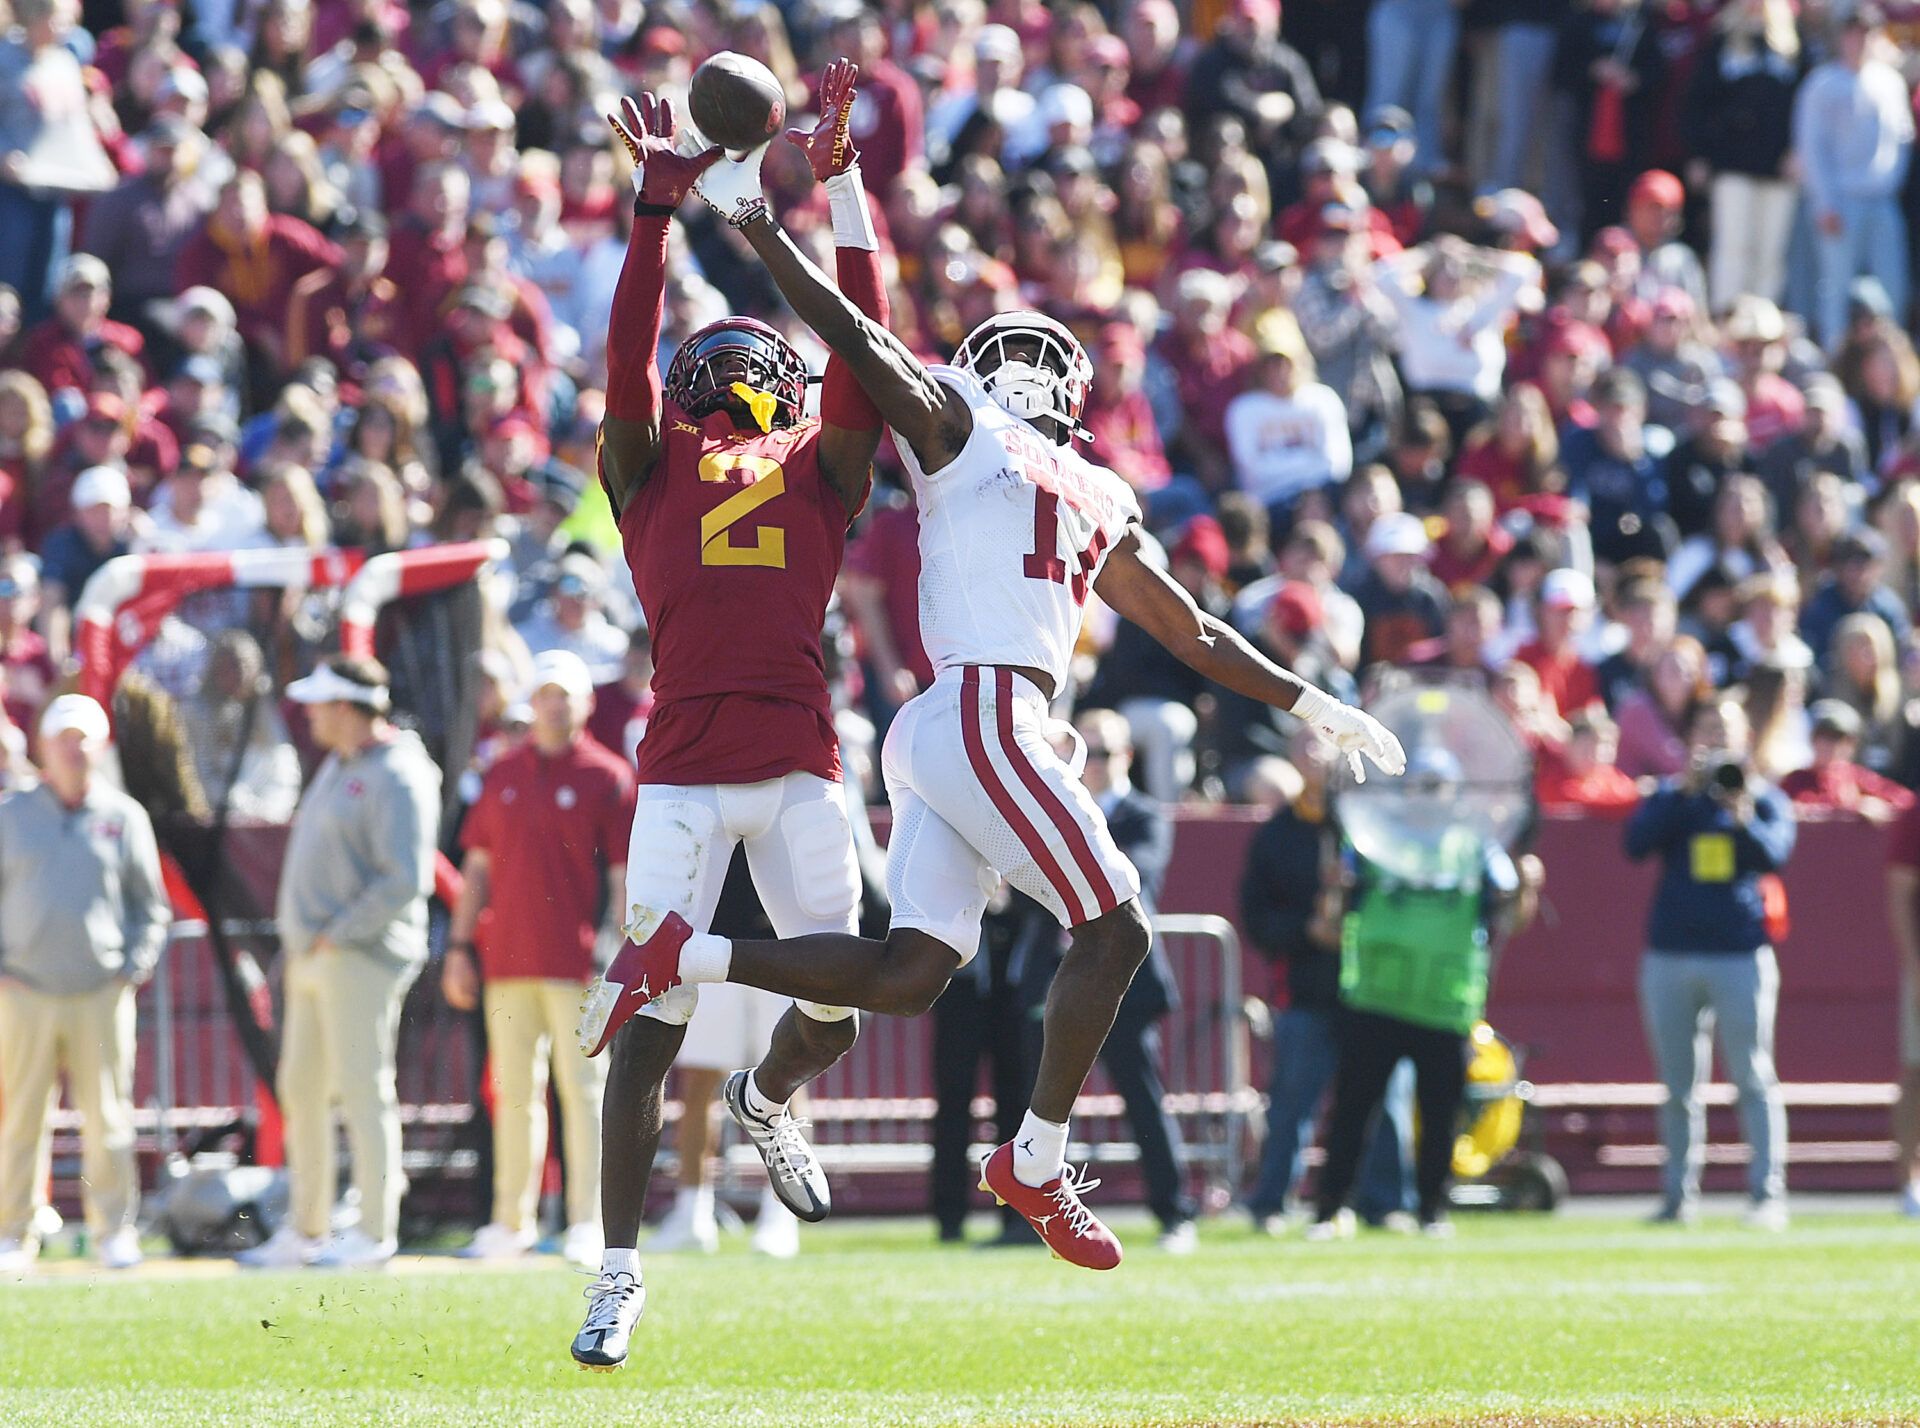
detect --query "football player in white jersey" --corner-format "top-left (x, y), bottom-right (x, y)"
top-left (594, 70), bottom-right (1405, 1269)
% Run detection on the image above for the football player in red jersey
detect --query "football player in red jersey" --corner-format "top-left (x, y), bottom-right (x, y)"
top-left (569, 67), bottom-right (890, 1371)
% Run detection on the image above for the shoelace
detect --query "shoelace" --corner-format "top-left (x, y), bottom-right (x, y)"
top-left (581, 1271), bottom-right (640, 1332)
top-left (753, 1111), bottom-right (816, 1186)
top-left (1047, 1163), bottom-right (1105, 1239)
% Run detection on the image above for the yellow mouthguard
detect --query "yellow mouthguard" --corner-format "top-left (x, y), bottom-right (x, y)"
top-left (730, 382), bottom-right (779, 433)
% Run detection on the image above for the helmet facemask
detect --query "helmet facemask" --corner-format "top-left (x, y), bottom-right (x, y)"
top-left (954, 314), bottom-right (1093, 445)
top-left (665, 319), bottom-right (810, 433)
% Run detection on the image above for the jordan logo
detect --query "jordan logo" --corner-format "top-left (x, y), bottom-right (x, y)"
top-left (1034, 1214), bottom-right (1054, 1231)
top-left (1018, 1138), bottom-right (1035, 1156)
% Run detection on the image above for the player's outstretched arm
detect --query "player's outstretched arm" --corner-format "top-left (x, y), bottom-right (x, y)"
top-left (1094, 529), bottom-right (1406, 781)
top-left (599, 94), bottom-right (720, 517)
top-left (694, 135), bottom-right (971, 473)
top-left (795, 59), bottom-right (892, 518)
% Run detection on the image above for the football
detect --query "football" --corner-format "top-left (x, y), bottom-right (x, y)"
top-left (688, 51), bottom-right (787, 154)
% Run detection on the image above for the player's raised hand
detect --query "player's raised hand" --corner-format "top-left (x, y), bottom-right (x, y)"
top-left (785, 57), bottom-right (861, 182)
top-left (609, 94), bottom-right (721, 210)
top-left (693, 141), bottom-right (772, 227)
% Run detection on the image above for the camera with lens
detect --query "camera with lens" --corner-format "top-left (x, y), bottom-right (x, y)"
top-left (1697, 750), bottom-right (1749, 801)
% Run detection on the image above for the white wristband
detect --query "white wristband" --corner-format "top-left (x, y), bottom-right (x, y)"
top-left (825, 166), bottom-right (877, 252)
top-left (1290, 683), bottom-right (1332, 726)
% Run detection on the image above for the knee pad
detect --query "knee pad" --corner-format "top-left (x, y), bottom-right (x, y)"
top-left (624, 799), bottom-right (719, 929)
top-left (795, 999), bottom-right (856, 1024)
top-left (779, 796), bottom-right (860, 924)
top-left (639, 982), bottom-right (699, 1028)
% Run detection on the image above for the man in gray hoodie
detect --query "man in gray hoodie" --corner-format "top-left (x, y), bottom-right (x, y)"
top-left (0, 694), bottom-right (168, 1273)
top-left (241, 656), bottom-right (441, 1270)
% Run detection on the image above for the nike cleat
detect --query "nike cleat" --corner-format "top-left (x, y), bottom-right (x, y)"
top-left (577, 908), bottom-right (692, 1057)
top-left (572, 1269), bottom-right (645, 1371)
top-left (724, 1069), bottom-right (831, 1222)
top-left (978, 1141), bottom-right (1122, 1271)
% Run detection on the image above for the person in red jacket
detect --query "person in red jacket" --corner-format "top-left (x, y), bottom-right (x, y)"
top-left (1780, 701), bottom-right (1915, 823)
top-left (1082, 321), bottom-right (1170, 496)
top-left (1515, 567), bottom-right (1603, 719)
top-left (1537, 707), bottom-right (1641, 816)
top-left (173, 170), bottom-right (341, 376)
top-left (380, 162), bottom-right (472, 358)
top-left (18, 256), bottom-right (145, 400)
top-left (811, 8), bottom-right (922, 196)
top-left (283, 209), bottom-right (404, 383)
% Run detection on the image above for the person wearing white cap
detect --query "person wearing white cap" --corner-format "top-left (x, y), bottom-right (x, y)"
top-left (0, 694), bottom-right (168, 1273)
top-left (926, 23), bottom-right (1035, 161)
top-left (39, 467), bottom-right (135, 659)
top-left (1352, 509), bottom-right (1447, 667)
top-left (19, 254), bottom-right (143, 400)
top-left (1514, 566), bottom-right (1602, 719)
top-left (242, 656), bottom-right (441, 1270)
top-left (441, 650), bottom-right (634, 1267)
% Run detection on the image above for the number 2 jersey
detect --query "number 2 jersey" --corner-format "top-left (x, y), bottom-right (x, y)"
top-left (895, 365), bottom-right (1142, 692)
top-left (612, 400), bottom-right (852, 787)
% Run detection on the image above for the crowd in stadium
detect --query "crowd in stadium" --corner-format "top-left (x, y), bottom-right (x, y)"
top-left (2, 0), bottom-right (1920, 827)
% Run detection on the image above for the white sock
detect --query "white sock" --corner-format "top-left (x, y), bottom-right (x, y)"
top-left (756, 1185), bottom-right (795, 1224)
top-left (743, 1068), bottom-right (787, 1120)
top-left (681, 933), bottom-right (732, 983)
top-left (1012, 1110), bottom-right (1068, 1188)
top-left (601, 1247), bottom-right (640, 1277)
top-left (676, 1183), bottom-right (715, 1220)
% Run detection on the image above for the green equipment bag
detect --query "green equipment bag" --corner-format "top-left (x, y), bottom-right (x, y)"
top-left (1340, 828), bottom-right (1491, 1035)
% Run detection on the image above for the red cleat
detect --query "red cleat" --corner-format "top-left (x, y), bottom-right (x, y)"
top-left (978, 1141), bottom-right (1123, 1271)
top-left (576, 908), bottom-right (692, 1057)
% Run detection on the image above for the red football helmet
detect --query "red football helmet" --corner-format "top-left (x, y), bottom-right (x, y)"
top-left (664, 317), bottom-right (809, 430)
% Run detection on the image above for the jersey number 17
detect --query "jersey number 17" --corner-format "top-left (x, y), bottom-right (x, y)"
top-left (1023, 489), bottom-right (1108, 604)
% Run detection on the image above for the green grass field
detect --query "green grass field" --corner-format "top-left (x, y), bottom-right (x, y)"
top-left (3, 1211), bottom-right (1918, 1427)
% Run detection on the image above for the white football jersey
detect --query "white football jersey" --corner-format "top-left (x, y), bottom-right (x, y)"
top-left (896, 366), bottom-right (1142, 693)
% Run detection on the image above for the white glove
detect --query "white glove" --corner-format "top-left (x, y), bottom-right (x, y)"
top-left (1291, 686), bottom-right (1407, 784)
top-left (693, 141), bottom-right (770, 227)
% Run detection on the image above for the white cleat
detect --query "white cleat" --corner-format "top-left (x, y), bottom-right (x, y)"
top-left (1743, 1198), bottom-right (1790, 1233)
top-left (572, 1270), bottom-right (645, 1371)
top-left (562, 1222), bottom-right (605, 1269)
top-left (311, 1228), bottom-right (398, 1268)
top-left (750, 1193), bottom-right (800, 1260)
top-left (647, 1197), bottom-right (719, 1254)
top-left (97, 1227), bottom-right (145, 1270)
top-left (1304, 1208), bottom-right (1356, 1242)
top-left (0, 1237), bottom-right (38, 1273)
top-left (459, 1222), bottom-right (536, 1260)
top-left (1157, 1220), bottom-right (1198, 1255)
top-left (236, 1224), bottom-right (323, 1269)
top-left (724, 1069), bottom-right (831, 1222)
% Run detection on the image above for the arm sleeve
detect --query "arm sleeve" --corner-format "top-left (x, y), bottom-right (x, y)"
top-left (822, 170), bottom-right (890, 433)
top-left (1736, 789), bottom-right (1798, 871)
top-left (119, 806), bottom-right (170, 984)
top-left (604, 215), bottom-right (671, 424)
top-left (321, 764), bottom-right (439, 947)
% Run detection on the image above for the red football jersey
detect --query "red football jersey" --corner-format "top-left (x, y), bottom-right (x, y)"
top-left (614, 400), bottom-right (847, 787)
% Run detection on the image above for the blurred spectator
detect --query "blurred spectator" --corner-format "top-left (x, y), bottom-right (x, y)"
top-left (1668, 473), bottom-right (1790, 607)
top-left (1825, 612), bottom-right (1905, 771)
top-left (80, 116), bottom-right (218, 321)
top-left (444, 650), bottom-right (630, 1268)
top-left (1556, 0), bottom-right (1665, 241)
top-left (249, 655), bottom-right (440, 1270)
top-left (1239, 727), bottom-right (1408, 1231)
top-left (20, 255), bottom-right (144, 402)
top-left (1622, 289), bottom-right (1719, 435)
top-left (1183, 0), bottom-right (1321, 196)
top-left (1293, 202), bottom-right (1402, 459)
top-left (1623, 171), bottom-right (1707, 314)
top-left (1538, 706), bottom-right (1640, 815)
top-left (181, 630), bottom-right (301, 821)
top-left (1223, 312), bottom-right (1351, 522)
top-left (1781, 699), bottom-right (1913, 821)
top-left (1562, 366), bottom-right (1674, 567)
top-left (1515, 567), bottom-right (1601, 719)
top-left (39, 465), bottom-right (134, 654)
top-left (1794, 5), bottom-right (1913, 348)
top-left (1838, 328), bottom-right (1919, 481)
top-left (1722, 295), bottom-right (1804, 451)
top-left (1627, 695), bottom-right (1793, 1229)
top-left (1426, 479), bottom-right (1512, 594)
top-left (1352, 510), bottom-right (1446, 669)
top-left (285, 209), bottom-right (403, 381)
top-left (515, 551), bottom-right (628, 683)
top-left (1685, 0), bottom-right (1804, 310)
top-left (1616, 634), bottom-right (1712, 779)
top-left (1800, 528), bottom-right (1910, 677)
top-left (1597, 578), bottom-right (1678, 712)
top-left (1454, 384), bottom-right (1563, 520)
top-left (1364, 0), bottom-right (1457, 175)
top-left (1728, 573), bottom-right (1813, 685)
top-left (1665, 382), bottom-right (1753, 543)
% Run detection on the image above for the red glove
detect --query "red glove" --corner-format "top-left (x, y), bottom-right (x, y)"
top-left (609, 94), bottom-right (721, 213)
top-left (784, 58), bottom-right (860, 183)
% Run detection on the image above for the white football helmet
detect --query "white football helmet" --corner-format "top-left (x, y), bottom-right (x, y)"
top-left (952, 310), bottom-right (1093, 445)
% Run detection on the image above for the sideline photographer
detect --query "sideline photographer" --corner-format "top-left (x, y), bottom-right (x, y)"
top-left (1626, 695), bottom-right (1795, 1229)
